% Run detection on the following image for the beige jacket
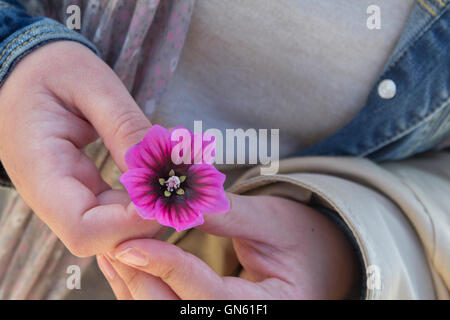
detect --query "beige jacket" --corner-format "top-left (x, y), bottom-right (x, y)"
top-left (217, 151), bottom-right (448, 299)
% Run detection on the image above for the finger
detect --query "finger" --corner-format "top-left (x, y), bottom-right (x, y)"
top-left (14, 134), bottom-right (163, 257)
top-left (113, 239), bottom-right (284, 299)
top-left (43, 42), bottom-right (151, 172)
top-left (113, 239), bottom-right (229, 299)
top-left (197, 193), bottom-right (288, 240)
top-left (105, 255), bottom-right (179, 300)
top-left (97, 255), bottom-right (133, 300)
top-left (50, 138), bottom-right (110, 195)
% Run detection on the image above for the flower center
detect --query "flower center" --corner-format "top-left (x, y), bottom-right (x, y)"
top-left (165, 176), bottom-right (180, 192)
top-left (159, 169), bottom-right (186, 197)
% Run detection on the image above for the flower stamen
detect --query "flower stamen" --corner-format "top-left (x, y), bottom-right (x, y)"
top-left (160, 170), bottom-right (186, 197)
top-left (165, 175), bottom-right (181, 192)
top-left (120, 125), bottom-right (228, 232)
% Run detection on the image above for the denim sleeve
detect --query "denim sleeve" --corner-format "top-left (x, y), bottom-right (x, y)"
top-left (0, 0), bottom-right (98, 187)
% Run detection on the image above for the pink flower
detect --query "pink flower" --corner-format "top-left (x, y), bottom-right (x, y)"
top-left (120, 125), bottom-right (229, 232)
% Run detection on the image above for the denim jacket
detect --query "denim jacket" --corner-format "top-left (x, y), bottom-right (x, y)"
top-left (0, 0), bottom-right (449, 186)
top-left (302, 0), bottom-right (450, 161)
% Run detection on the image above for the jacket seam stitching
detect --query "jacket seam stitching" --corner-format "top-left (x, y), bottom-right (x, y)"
top-left (0, 24), bottom-right (68, 63)
top-left (435, 0), bottom-right (446, 8)
top-left (0, 29), bottom-right (79, 73)
top-left (0, 0), bottom-right (22, 10)
top-left (384, 3), bottom-right (449, 74)
top-left (0, 4), bottom-right (13, 9)
top-left (359, 97), bottom-right (450, 157)
top-left (419, 0), bottom-right (437, 16)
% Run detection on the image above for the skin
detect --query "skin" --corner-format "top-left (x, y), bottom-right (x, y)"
top-left (0, 41), bottom-right (360, 299)
top-left (98, 195), bottom-right (361, 300)
top-left (0, 41), bottom-right (159, 256)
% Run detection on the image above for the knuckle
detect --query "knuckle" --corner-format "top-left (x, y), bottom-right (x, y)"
top-left (63, 231), bottom-right (93, 258)
top-left (111, 109), bottom-right (149, 145)
top-left (66, 243), bottom-right (91, 258)
top-left (126, 271), bottom-right (145, 295)
top-left (159, 263), bottom-right (177, 282)
top-left (159, 248), bottom-right (187, 282)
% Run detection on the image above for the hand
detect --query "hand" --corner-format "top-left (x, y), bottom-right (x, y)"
top-left (0, 41), bottom-right (164, 257)
top-left (98, 194), bottom-right (361, 299)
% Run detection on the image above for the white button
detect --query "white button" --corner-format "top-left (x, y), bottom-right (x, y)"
top-left (377, 79), bottom-right (396, 99)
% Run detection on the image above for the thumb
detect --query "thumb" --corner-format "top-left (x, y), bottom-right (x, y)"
top-left (197, 193), bottom-right (280, 240)
top-left (113, 239), bottom-right (227, 299)
top-left (48, 42), bottom-right (151, 172)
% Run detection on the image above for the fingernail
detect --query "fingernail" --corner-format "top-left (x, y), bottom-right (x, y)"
top-left (98, 255), bottom-right (116, 281)
top-left (116, 248), bottom-right (149, 267)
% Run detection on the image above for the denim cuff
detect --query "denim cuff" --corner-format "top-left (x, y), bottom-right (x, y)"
top-left (0, 18), bottom-right (99, 87)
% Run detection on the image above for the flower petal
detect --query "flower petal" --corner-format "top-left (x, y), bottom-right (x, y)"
top-left (185, 164), bottom-right (229, 214)
top-left (124, 125), bottom-right (172, 172)
top-left (121, 125), bottom-right (228, 231)
top-left (119, 168), bottom-right (160, 218)
top-left (154, 198), bottom-right (204, 232)
top-left (134, 204), bottom-right (157, 220)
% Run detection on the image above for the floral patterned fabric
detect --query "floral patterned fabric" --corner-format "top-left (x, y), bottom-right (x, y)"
top-left (0, 0), bottom-right (198, 299)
